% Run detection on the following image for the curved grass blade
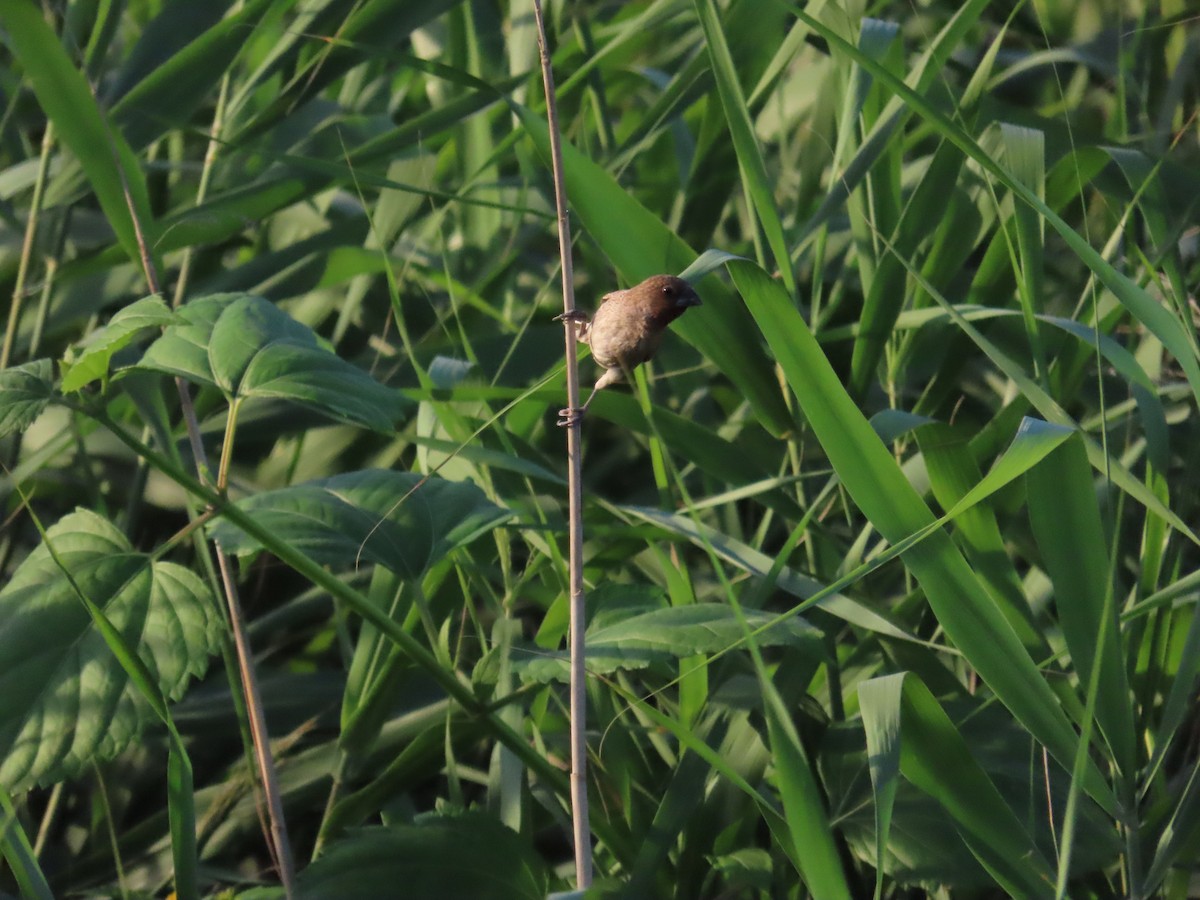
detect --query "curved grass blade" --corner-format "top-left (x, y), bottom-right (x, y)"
top-left (2, 1), bottom-right (156, 265)
top-left (693, 0), bottom-right (796, 298)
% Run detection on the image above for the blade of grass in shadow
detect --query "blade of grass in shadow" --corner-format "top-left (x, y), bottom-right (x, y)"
top-left (793, 0), bottom-right (991, 251)
top-left (761, 682), bottom-right (853, 899)
top-left (1028, 438), bottom-right (1136, 779)
top-left (860, 674), bottom-right (1056, 896)
top-left (874, 229), bottom-right (1195, 545)
top-left (627, 415), bottom-right (1076, 670)
top-left (727, 258), bottom-right (1117, 816)
top-left (1000, 123), bottom-right (1049, 384)
top-left (0, 789), bottom-right (54, 900)
top-left (845, 18), bottom-right (903, 391)
top-left (109, 0), bottom-right (273, 151)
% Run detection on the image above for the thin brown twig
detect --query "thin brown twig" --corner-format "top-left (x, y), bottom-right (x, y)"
top-left (106, 111), bottom-right (297, 897)
top-left (532, 0), bottom-right (592, 888)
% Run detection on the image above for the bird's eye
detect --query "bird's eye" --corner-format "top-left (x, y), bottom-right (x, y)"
top-left (662, 285), bottom-right (673, 295)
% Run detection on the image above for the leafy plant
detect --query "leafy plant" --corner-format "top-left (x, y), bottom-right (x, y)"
top-left (1, 1), bottom-right (1197, 898)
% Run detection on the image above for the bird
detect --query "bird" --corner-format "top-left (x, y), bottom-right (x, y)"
top-left (557, 274), bottom-right (702, 426)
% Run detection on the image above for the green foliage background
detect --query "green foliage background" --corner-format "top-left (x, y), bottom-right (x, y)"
top-left (1, 0), bottom-right (1198, 897)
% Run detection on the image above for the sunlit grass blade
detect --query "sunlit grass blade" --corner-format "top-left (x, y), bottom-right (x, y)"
top-left (693, 0), bottom-right (796, 298)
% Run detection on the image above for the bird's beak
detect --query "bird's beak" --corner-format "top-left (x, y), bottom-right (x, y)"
top-left (679, 289), bottom-right (702, 308)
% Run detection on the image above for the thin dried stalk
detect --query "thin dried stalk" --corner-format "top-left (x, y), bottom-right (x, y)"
top-left (531, 0), bottom-right (592, 888)
top-left (111, 130), bottom-right (297, 897)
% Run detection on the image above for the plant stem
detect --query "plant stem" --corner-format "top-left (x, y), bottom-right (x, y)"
top-left (532, 0), bottom-right (592, 888)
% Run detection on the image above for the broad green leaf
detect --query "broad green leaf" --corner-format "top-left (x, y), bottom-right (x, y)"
top-left (61, 295), bottom-right (175, 392)
top-left (208, 469), bottom-right (510, 578)
top-left (727, 258), bottom-right (1116, 815)
top-left (859, 674), bottom-right (1056, 897)
top-left (0, 509), bottom-right (220, 791)
top-left (0, 360), bottom-right (55, 437)
top-left (137, 294), bottom-right (229, 386)
top-left (139, 293), bottom-right (407, 432)
top-left (513, 604), bottom-right (821, 684)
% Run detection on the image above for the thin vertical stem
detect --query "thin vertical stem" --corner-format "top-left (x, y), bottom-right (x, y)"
top-left (109, 119), bottom-right (297, 898)
top-left (1, 121), bottom-right (55, 370)
top-left (531, 0), bottom-right (592, 888)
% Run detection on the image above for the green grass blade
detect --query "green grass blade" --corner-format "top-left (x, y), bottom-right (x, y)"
top-left (1027, 437), bottom-right (1136, 778)
top-left (868, 674), bottom-right (1056, 897)
top-left (2, 1), bottom-right (155, 265)
top-left (0, 789), bottom-right (54, 900)
top-left (762, 688), bottom-right (853, 899)
top-left (693, 0), bottom-right (796, 298)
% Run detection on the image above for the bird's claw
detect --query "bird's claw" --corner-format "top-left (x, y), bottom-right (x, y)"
top-left (554, 309), bottom-right (589, 323)
top-left (557, 406), bottom-right (583, 427)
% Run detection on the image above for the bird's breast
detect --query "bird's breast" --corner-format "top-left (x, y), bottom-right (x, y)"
top-left (587, 302), bottom-right (663, 370)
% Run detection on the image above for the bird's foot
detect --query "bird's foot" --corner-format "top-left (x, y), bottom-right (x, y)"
top-left (557, 406), bottom-right (584, 427)
top-left (554, 309), bottom-right (589, 324)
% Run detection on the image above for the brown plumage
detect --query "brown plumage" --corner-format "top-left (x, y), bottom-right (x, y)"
top-left (558, 274), bottom-right (702, 426)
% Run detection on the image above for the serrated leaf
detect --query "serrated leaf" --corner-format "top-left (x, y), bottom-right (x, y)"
top-left (138, 293), bottom-right (234, 386)
top-left (140, 293), bottom-right (407, 431)
top-left (61, 295), bottom-right (175, 392)
top-left (0, 359), bottom-right (55, 438)
top-left (0, 509), bottom-right (220, 791)
top-left (208, 469), bottom-right (510, 577)
top-left (515, 604), bottom-right (820, 684)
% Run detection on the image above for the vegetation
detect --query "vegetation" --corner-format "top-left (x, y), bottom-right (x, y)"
top-left (1, 0), bottom-right (1198, 897)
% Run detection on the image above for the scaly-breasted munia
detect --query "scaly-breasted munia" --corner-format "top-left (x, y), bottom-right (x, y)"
top-left (557, 274), bottom-right (702, 426)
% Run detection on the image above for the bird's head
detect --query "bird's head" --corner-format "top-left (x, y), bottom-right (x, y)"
top-left (639, 274), bottom-right (702, 324)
